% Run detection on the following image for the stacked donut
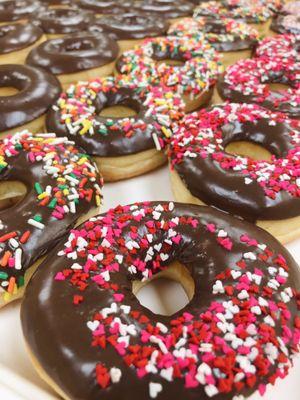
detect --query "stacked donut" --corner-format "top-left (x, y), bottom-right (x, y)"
top-left (0, 1), bottom-right (299, 400)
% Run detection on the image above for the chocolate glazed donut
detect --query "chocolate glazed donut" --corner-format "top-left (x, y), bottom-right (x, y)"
top-left (217, 59), bottom-right (300, 119)
top-left (198, 19), bottom-right (257, 52)
top-left (26, 33), bottom-right (119, 75)
top-left (0, 64), bottom-right (61, 133)
top-left (0, 132), bottom-right (102, 304)
top-left (0, 0), bottom-right (42, 23)
top-left (271, 15), bottom-right (300, 35)
top-left (33, 8), bottom-right (96, 36)
top-left (21, 202), bottom-right (300, 400)
top-left (0, 23), bottom-right (44, 55)
top-left (133, 0), bottom-right (195, 19)
top-left (76, 0), bottom-right (134, 14)
top-left (169, 104), bottom-right (300, 222)
top-left (46, 87), bottom-right (169, 157)
top-left (88, 12), bottom-right (169, 40)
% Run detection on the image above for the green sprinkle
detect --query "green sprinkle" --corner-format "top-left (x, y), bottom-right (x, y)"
top-left (0, 272), bottom-right (8, 280)
top-left (18, 276), bottom-right (25, 287)
top-left (33, 214), bottom-right (42, 222)
top-left (34, 182), bottom-right (43, 195)
top-left (48, 198), bottom-right (57, 209)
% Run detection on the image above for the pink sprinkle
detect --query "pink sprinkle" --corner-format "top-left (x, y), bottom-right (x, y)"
top-left (54, 272), bottom-right (65, 281)
top-left (258, 384), bottom-right (266, 396)
top-left (113, 293), bottom-right (124, 302)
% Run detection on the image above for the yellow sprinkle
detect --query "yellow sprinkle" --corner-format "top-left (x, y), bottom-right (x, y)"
top-left (162, 127), bottom-right (171, 138)
top-left (96, 195), bottom-right (101, 207)
top-left (38, 192), bottom-right (47, 200)
top-left (3, 292), bottom-right (11, 302)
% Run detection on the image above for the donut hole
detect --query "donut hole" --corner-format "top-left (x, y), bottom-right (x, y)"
top-left (225, 141), bottom-right (273, 161)
top-left (157, 59), bottom-right (185, 67)
top-left (132, 261), bottom-right (195, 316)
top-left (0, 87), bottom-right (20, 96)
top-left (0, 181), bottom-right (27, 210)
top-left (268, 82), bottom-right (291, 92)
top-left (99, 105), bottom-right (137, 118)
top-left (97, 91), bottom-right (140, 119)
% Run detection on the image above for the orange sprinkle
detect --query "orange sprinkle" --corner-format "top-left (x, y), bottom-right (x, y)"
top-left (1, 251), bottom-right (11, 267)
top-left (7, 277), bottom-right (15, 294)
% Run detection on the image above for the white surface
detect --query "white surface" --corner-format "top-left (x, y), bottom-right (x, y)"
top-left (0, 165), bottom-right (299, 400)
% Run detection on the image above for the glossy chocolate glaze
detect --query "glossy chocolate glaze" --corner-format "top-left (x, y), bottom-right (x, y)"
top-left (0, 64), bottom-right (61, 132)
top-left (88, 12), bottom-right (169, 40)
top-left (46, 87), bottom-right (162, 156)
top-left (217, 75), bottom-right (300, 119)
top-left (173, 106), bottom-right (300, 221)
top-left (198, 19), bottom-right (257, 52)
top-left (271, 15), bottom-right (300, 35)
top-left (0, 0), bottom-right (42, 23)
top-left (26, 33), bottom-right (119, 75)
top-left (33, 7), bottom-right (96, 35)
top-left (76, 0), bottom-right (134, 14)
top-left (133, 0), bottom-right (195, 19)
top-left (21, 202), bottom-right (300, 400)
top-left (0, 136), bottom-right (100, 292)
top-left (0, 23), bottom-right (43, 54)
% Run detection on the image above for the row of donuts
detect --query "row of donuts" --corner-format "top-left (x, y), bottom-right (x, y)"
top-left (0, 32), bottom-right (299, 306)
top-left (1, 0), bottom-right (299, 68)
top-left (0, 2), bottom-right (299, 400)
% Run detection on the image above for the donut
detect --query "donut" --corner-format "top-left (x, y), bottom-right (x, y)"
top-left (88, 12), bottom-right (169, 53)
top-left (168, 17), bottom-right (259, 68)
top-left (0, 64), bottom-right (61, 137)
top-left (0, 0), bottom-right (42, 25)
top-left (216, 57), bottom-right (300, 119)
top-left (46, 76), bottom-right (184, 182)
top-left (77, 0), bottom-right (133, 16)
top-left (0, 131), bottom-right (103, 306)
top-left (254, 34), bottom-right (299, 62)
top-left (33, 7), bottom-right (96, 39)
top-left (0, 23), bottom-right (46, 65)
top-left (26, 33), bottom-right (119, 90)
top-left (168, 103), bottom-right (300, 243)
top-left (21, 201), bottom-right (300, 400)
top-left (116, 35), bottom-right (223, 113)
top-left (193, 1), bottom-right (273, 35)
top-left (132, 0), bottom-right (195, 23)
top-left (271, 14), bottom-right (300, 35)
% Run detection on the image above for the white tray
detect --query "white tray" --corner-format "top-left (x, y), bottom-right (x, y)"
top-left (0, 166), bottom-right (299, 399)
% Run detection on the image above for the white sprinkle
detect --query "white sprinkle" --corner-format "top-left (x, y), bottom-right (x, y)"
top-left (27, 219), bottom-right (45, 229)
top-left (204, 384), bottom-right (219, 397)
top-left (156, 322), bottom-right (168, 334)
top-left (110, 367), bottom-right (122, 384)
top-left (14, 248), bottom-right (22, 270)
top-left (238, 290), bottom-right (249, 300)
top-left (152, 133), bottom-right (161, 151)
top-left (212, 280), bottom-right (224, 294)
top-left (243, 252), bottom-right (257, 261)
top-left (231, 270), bottom-right (242, 280)
top-left (87, 320), bottom-right (99, 331)
top-left (149, 382), bottom-right (162, 399)
top-left (120, 305), bottom-right (131, 314)
top-left (160, 367), bottom-right (173, 382)
top-left (218, 229), bottom-right (227, 238)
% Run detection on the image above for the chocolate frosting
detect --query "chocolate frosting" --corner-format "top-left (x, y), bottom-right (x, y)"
top-left (133, 0), bottom-right (195, 19)
top-left (46, 87), bottom-right (164, 156)
top-left (26, 33), bottom-right (119, 75)
top-left (0, 23), bottom-right (43, 55)
top-left (217, 74), bottom-right (300, 119)
top-left (171, 104), bottom-right (300, 221)
top-left (0, 0), bottom-right (42, 23)
top-left (198, 19), bottom-right (257, 52)
top-left (21, 202), bottom-right (300, 400)
top-left (271, 15), bottom-right (300, 35)
top-left (88, 12), bottom-right (169, 40)
top-left (0, 64), bottom-right (61, 132)
top-left (76, 0), bottom-right (134, 14)
top-left (33, 7), bottom-right (96, 35)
